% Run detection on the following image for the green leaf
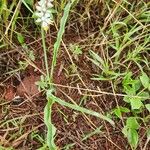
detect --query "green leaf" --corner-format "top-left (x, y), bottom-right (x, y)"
top-left (145, 104), bottom-right (150, 112)
top-left (123, 72), bottom-right (133, 85)
top-left (51, 0), bottom-right (73, 79)
top-left (133, 79), bottom-right (142, 92)
top-left (120, 107), bottom-right (130, 113)
top-left (88, 57), bottom-right (100, 67)
top-left (47, 91), bottom-right (114, 125)
top-left (24, 0), bottom-right (33, 6)
top-left (17, 33), bottom-right (24, 44)
top-left (148, 84), bottom-right (150, 91)
top-left (113, 108), bottom-right (122, 118)
top-left (127, 129), bottom-right (138, 149)
top-left (123, 95), bottom-right (131, 103)
top-left (138, 91), bottom-right (149, 101)
top-left (130, 98), bottom-right (143, 110)
top-left (126, 117), bottom-right (140, 129)
top-left (22, 0), bottom-right (33, 13)
top-left (70, 44), bottom-right (82, 55)
top-left (124, 85), bottom-right (136, 97)
top-left (140, 72), bottom-right (150, 89)
top-left (28, 50), bottom-right (35, 61)
top-left (113, 107), bottom-right (130, 118)
top-left (44, 97), bottom-right (56, 150)
top-left (89, 50), bottom-right (104, 65)
top-left (147, 128), bottom-right (150, 139)
top-left (122, 126), bottom-right (128, 137)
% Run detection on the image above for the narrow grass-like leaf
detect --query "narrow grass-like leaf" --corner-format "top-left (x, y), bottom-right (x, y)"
top-left (44, 99), bottom-right (56, 150)
top-left (50, 1), bottom-right (73, 80)
top-left (82, 126), bottom-right (103, 140)
top-left (47, 90), bottom-right (114, 125)
top-left (24, 0), bottom-right (33, 6)
top-left (22, 0), bottom-right (33, 13)
top-left (89, 50), bottom-right (105, 66)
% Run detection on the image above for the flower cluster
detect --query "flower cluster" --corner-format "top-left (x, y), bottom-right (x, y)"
top-left (35, 0), bottom-right (54, 31)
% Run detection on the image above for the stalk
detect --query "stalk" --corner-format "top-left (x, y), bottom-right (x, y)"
top-left (41, 28), bottom-right (50, 82)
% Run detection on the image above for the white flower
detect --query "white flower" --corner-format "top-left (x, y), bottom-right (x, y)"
top-left (35, 0), bottom-right (54, 31)
top-left (47, 2), bottom-right (53, 8)
top-left (42, 19), bottom-right (53, 31)
top-left (38, 0), bottom-right (45, 6)
top-left (36, 5), bottom-right (47, 12)
top-left (35, 12), bottom-right (44, 18)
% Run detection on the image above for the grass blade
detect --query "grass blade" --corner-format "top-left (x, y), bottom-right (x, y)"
top-left (47, 90), bottom-right (114, 125)
top-left (44, 99), bottom-right (56, 150)
top-left (50, 1), bottom-right (73, 81)
top-left (21, 0), bottom-right (33, 13)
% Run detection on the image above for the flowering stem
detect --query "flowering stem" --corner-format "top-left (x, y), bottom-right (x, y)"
top-left (41, 28), bottom-right (50, 82)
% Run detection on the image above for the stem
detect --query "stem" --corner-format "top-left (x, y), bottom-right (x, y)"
top-left (41, 28), bottom-right (50, 82)
top-left (50, 55), bottom-right (54, 83)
